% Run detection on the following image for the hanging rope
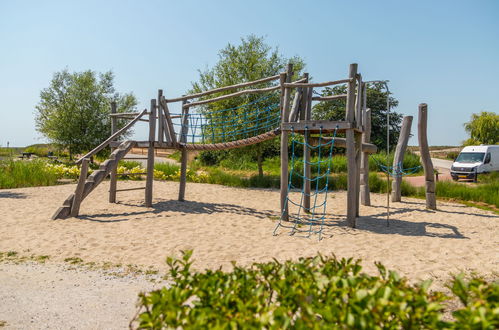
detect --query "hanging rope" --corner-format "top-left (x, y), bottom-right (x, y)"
top-left (273, 126), bottom-right (339, 240)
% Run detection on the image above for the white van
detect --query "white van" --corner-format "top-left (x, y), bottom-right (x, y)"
top-left (451, 145), bottom-right (499, 181)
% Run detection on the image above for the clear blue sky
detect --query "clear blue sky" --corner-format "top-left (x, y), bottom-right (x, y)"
top-left (1, 0), bottom-right (498, 147)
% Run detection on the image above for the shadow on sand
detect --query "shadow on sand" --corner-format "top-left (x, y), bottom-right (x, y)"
top-left (0, 191), bottom-right (27, 199)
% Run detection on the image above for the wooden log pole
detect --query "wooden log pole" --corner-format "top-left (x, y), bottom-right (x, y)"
top-left (178, 100), bottom-right (189, 201)
top-left (145, 99), bottom-right (156, 207)
top-left (418, 103), bottom-right (436, 209)
top-left (158, 90), bottom-right (164, 143)
top-left (345, 63), bottom-right (358, 227)
top-left (70, 158), bottom-right (89, 217)
top-left (280, 64), bottom-right (293, 221)
top-left (360, 109), bottom-right (372, 206)
top-left (109, 102), bottom-right (118, 203)
top-left (391, 116), bottom-right (413, 202)
top-left (301, 74), bottom-right (311, 211)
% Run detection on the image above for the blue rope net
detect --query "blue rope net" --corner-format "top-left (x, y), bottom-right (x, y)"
top-left (171, 93), bottom-right (281, 144)
top-left (273, 126), bottom-right (338, 240)
top-left (372, 157), bottom-right (421, 177)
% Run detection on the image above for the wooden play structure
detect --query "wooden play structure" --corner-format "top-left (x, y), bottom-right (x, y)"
top-left (52, 63), bottom-right (436, 231)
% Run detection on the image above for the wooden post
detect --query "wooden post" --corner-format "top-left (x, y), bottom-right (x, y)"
top-left (70, 158), bottom-right (89, 217)
top-left (145, 99), bottom-right (156, 207)
top-left (178, 100), bottom-right (189, 201)
top-left (345, 63), bottom-right (358, 227)
top-left (109, 101), bottom-right (118, 203)
top-left (300, 73), bottom-right (311, 212)
top-left (391, 116), bottom-right (413, 202)
top-left (360, 108), bottom-right (372, 206)
top-left (158, 90), bottom-right (164, 143)
top-left (280, 64), bottom-right (293, 221)
top-left (418, 104), bottom-right (436, 209)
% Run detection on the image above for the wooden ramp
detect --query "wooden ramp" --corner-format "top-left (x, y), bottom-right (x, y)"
top-left (52, 140), bottom-right (136, 220)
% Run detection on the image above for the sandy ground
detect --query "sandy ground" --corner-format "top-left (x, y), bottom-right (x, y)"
top-left (0, 262), bottom-right (164, 329)
top-left (0, 181), bottom-right (498, 327)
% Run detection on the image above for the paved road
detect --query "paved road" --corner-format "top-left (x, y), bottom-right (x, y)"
top-left (124, 153), bottom-right (179, 167)
top-left (431, 158), bottom-right (453, 171)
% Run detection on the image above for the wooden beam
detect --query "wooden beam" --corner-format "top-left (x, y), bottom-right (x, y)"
top-left (281, 121), bottom-right (352, 132)
top-left (288, 88), bottom-right (302, 122)
top-left (76, 109), bottom-right (147, 164)
top-left (70, 158), bottom-right (89, 217)
top-left (160, 96), bottom-right (177, 144)
top-left (184, 85), bottom-right (280, 108)
top-left (391, 116), bottom-right (413, 202)
top-left (178, 100), bottom-right (189, 201)
top-left (311, 94), bottom-right (347, 101)
top-left (346, 63), bottom-right (358, 228)
top-left (158, 90), bottom-right (164, 143)
top-left (301, 74), bottom-right (311, 212)
top-left (165, 74), bottom-right (280, 103)
top-left (360, 108), bottom-right (372, 206)
top-left (280, 64), bottom-right (292, 221)
top-left (283, 78), bottom-right (352, 88)
top-left (418, 103), bottom-right (436, 209)
top-left (145, 99), bottom-right (156, 207)
top-left (109, 102), bottom-right (118, 203)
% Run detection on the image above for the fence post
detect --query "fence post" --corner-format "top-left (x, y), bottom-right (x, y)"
top-left (109, 102), bottom-right (118, 203)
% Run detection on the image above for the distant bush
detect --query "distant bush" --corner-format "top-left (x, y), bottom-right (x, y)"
top-left (133, 251), bottom-right (498, 329)
top-left (446, 151), bottom-right (459, 160)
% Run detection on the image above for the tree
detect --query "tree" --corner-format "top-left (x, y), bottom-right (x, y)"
top-left (35, 69), bottom-right (137, 159)
top-left (190, 35), bottom-right (305, 176)
top-left (463, 111), bottom-right (499, 146)
top-left (312, 82), bottom-right (402, 152)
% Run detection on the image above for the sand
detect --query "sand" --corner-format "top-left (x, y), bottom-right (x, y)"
top-left (0, 181), bottom-right (497, 286)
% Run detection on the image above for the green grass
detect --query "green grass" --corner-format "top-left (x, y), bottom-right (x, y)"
top-left (0, 159), bottom-right (59, 189)
top-left (119, 160), bottom-right (142, 169)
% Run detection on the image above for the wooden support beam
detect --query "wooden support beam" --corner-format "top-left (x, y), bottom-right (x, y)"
top-left (391, 116), bottom-right (413, 202)
top-left (301, 74), bottom-right (311, 212)
top-left (281, 121), bottom-right (352, 132)
top-left (283, 78), bottom-right (352, 88)
top-left (418, 103), bottom-right (436, 209)
top-left (280, 64), bottom-right (292, 221)
top-left (360, 108), bottom-right (372, 206)
top-left (116, 187), bottom-right (146, 192)
top-left (311, 94), bottom-right (347, 101)
top-left (109, 102), bottom-right (118, 203)
top-left (160, 96), bottom-right (177, 144)
top-left (185, 85), bottom-right (280, 108)
top-left (145, 99), bottom-right (156, 207)
top-left (165, 74), bottom-right (280, 103)
top-left (178, 100), bottom-right (189, 201)
top-left (158, 90), bottom-right (164, 143)
top-left (288, 88), bottom-right (302, 123)
top-left (309, 136), bottom-right (377, 154)
top-left (346, 63), bottom-right (358, 228)
top-left (70, 158), bottom-right (89, 217)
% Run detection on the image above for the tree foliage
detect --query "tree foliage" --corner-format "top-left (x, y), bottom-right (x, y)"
top-left (313, 82), bottom-right (402, 152)
top-left (463, 111), bottom-right (499, 146)
top-left (35, 69), bottom-right (137, 158)
top-left (190, 35), bottom-right (305, 176)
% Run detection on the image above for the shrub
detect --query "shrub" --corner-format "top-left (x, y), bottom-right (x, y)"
top-left (134, 252), bottom-right (453, 329)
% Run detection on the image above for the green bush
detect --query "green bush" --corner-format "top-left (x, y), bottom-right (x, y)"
top-left (435, 181), bottom-right (499, 208)
top-left (23, 145), bottom-right (50, 157)
top-left (0, 159), bottom-right (59, 188)
top-left (133, 251), bottom-right (497, 329)
top-left (119, 160), bottom-right (143, 170)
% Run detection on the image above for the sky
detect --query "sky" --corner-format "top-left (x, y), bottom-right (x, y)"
top-left (0, 0), bottom-right (498, 147)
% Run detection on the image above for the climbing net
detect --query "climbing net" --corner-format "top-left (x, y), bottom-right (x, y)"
top-left (273, 126), bottom-right (338, 240)
top-left (172, 93), bottom-right (280, 144)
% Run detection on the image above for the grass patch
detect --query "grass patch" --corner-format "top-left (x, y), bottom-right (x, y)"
top-left (0, 159), bottom-right (59, 189)
top-left (64, 257), bottom-right (83, 264)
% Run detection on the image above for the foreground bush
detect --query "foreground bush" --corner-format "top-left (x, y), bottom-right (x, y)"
top-left (0, 159), bottom-right (59, 188)
top-left (134, 252), bottom-right (496, 329)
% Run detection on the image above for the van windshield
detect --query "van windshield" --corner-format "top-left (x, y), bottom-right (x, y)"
top-left (455, 152), bottom-right (485, 163)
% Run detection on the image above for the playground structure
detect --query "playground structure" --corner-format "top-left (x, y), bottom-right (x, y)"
top-left (52, 63), bottom-right (436, 232)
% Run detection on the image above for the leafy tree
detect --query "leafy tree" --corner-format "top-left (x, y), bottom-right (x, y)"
top-left (313, 82), bottom-right (402, 152)
top-left (190, 35), bottom-right (305, 176)
top-left (463, 111), bottom-right (499, 146)
top-left (35, 69), bottom-right (137, 159)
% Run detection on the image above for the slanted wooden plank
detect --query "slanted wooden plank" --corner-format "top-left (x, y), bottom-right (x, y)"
top-left (70, 158), bottom-right (89, 217)
top-left (160, 96), bottom-right (177, 144)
